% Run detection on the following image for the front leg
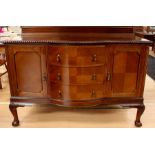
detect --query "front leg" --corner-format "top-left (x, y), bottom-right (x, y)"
top-left (135, 105), bottom-right (145, 127)
top-left (9, 104), bottom-right (20, 127)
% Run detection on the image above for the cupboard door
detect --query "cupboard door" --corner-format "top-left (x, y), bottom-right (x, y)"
top-left (111, 45), bottom-right (148, 97)
top-left (8, 45), bottom-right (47, 97)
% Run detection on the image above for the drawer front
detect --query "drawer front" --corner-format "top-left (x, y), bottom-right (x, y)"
top-left (48, 65), bottom-right (107, 84)
top-left (49, 83), bottom-right (107, 100)
top-left (48, 45), bottom-right (107, 66)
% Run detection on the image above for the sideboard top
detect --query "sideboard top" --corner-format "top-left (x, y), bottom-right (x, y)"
top-left (0, 39), bottom-right (153, 46)
top-left (0, 26), bottom-right (153, 46)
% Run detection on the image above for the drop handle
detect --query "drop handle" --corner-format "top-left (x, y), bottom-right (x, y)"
top-left (58, 90), bottom-right (62, 98)
top-left (42, 74), bottom-right (47, 81)
top-left (107, 73), bottom-right (111, 81)
top-left (91, 90), bottom-right (96, 97)
top-left (92, 54), bottom-right (97, 62)
top-left (57, 73), bottom-right (61, 81)
top-left (56, 53), bottom-right (61, 62)
top-left (92, 73), bottom-right (96, 80)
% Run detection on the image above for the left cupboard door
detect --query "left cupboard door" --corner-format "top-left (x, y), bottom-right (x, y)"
top-left (7, 45), bottom-right (47, 97)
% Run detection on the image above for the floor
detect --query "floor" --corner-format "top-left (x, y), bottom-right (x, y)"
top-left (147, 55), bottom-right (155, 79)
top-left (149, 50), bottom-right (155, 58)
top-left (0, 70), bottom-right (155, 128)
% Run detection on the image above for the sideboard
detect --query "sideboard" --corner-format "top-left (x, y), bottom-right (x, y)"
top-left (0, 27), bottom-right (152, 127)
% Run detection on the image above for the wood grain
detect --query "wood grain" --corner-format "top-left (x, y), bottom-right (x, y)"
top-left (0, 76), bottom-right (154, 128)
top-left (2, 26), bottom-right (151, 127)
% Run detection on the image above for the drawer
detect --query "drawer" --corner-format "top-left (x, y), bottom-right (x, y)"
top-left (48, 65), bottom-right (107, 84)
top-left (49, 83), bottom-right (107, 100)
top-left (48, 45), bottom-right (107, 66)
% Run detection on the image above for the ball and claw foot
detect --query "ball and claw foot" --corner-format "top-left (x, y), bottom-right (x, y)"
top-left (135, 105), bottom-right (145, 128)
top-left (12, 120), bottom-right (20, 127)
top-left (9, 104), bottom-right (20, 127)
top-left (135, 120), bottom-right (142, 127)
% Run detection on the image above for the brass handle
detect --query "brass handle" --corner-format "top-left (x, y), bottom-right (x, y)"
top-left (42, 74), bottom-right (47, 81)
top-left (57, 73), bottom-right (61, 81)
top-left (91, 90), bottom-right (96, 97)
top-left (107, 73), bottom-right (111, 81)
top-left (92, 54), bottom-right (97, 62)
top-left (92, 73), bottom-right (96, 80)
top-left (58, 90), bottom-right (62, 98)
top-left (56, 54), bottom-right (61, 62)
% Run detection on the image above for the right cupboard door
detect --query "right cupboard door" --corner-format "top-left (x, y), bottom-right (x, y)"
top-left (111, 45), bottom-right (148, 97)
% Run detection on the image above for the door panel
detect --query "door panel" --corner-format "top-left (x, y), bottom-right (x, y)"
top-left (111, 45), bottom-right (147, 97)
top-left (8, 45), bottom-right (47, 97)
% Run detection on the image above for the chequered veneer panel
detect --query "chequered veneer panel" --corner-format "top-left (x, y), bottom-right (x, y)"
top-left (49, 65), bottom-right (107, 84)
top-left (50, 83), bottom-right (107, 100)
top-left (48, 46), bottom-right (107, 66)
top-left (112, 51), bottom-right (140, 94)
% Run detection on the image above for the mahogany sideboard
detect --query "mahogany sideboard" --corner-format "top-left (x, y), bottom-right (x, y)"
top-left (0, 27), bottom-right (152, 127)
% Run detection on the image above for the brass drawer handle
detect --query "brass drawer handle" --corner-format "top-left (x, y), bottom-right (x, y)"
top-left (58, 90), bottom-right (62, 98)
top-left (42, 73), bottom-right (47, 81)
top-left (92, 73), bottom-right (96, 80)
top-left (92, 54), bottom-right (97, 62)
top-left (91, 90), bottom-right (96, 97)
top-left (56, 54), bottom-right (61, 63)
top-left (107, 73), bottom-right (111, 81)
top-left (57, 73), bottom-right (61, 81)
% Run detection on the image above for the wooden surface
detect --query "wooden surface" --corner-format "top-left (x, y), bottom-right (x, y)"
top-left (7, 45), bottom-right (47, 97)
top-left (6, 44), bottom-right (148, 105)
top-left (22, 26), bottom-right (136, 33)
top-left (0, 75), bottom-right (155, 128)
top-left (47, 45), bottom-right (109, 101)
top-left (1, 26), bottom-right (152, 126)
top-left (5, 43), bottom-right (149, 127)
top-left (21, 26), bottom-right (136, 41)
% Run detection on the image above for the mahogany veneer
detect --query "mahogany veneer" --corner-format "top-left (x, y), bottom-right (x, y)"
top-left (0, 26), bottom-right (152, 127)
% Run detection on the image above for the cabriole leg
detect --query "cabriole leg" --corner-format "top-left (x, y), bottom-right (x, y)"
top-left (135, 105), bottom-right (145, 127)
top-left (9, 104), bottom-right (20, 127)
